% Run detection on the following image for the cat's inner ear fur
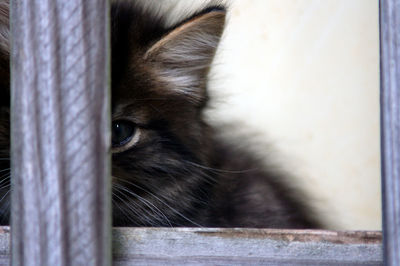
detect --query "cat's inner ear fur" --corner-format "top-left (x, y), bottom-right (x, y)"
top-left (144, 9), bottom-right (226, 104)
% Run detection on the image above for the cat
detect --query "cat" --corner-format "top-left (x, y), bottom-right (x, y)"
top-left (0, 0), bottom-right (321, 228)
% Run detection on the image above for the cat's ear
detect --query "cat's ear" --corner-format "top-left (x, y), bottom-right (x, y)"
top-left (144, 9), bottom-right (226, 104)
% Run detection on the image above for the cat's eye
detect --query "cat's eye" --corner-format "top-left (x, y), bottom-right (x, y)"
top-left (111, 120), bottom-right (140, 153)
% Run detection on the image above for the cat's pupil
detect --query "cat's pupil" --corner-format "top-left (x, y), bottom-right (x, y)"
top-left (112, 121), bottom-right (135, 147)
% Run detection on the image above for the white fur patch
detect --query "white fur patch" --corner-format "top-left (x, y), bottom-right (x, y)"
top-left (113, 0), bottom-right (227, 28)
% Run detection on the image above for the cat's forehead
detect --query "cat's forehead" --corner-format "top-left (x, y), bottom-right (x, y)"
top-left (111, 78), bottom-right (174, 124)
top-left (110, 2), bottom-right (168, 110)
top-left (111, 100), bottom-right (152, 124)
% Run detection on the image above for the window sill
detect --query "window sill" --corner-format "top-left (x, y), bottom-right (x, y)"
top-left (0, 226), bottom-right (382, 265)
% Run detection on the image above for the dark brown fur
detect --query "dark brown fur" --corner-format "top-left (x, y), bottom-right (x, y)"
top-left (0, 0), bottom-right (320, 228)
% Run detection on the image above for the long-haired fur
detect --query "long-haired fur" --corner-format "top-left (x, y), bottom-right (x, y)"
top-left (0, 0), bottom-right (320, 228)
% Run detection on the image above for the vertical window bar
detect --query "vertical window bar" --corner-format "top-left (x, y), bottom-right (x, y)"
top-left (10, 0), bottom-right (111, 265)
top-left (380, 0), bottom-right (400, 265)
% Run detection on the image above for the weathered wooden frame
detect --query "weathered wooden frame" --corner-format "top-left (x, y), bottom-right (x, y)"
top-left (1, 0), bottom-right (397, 265)
top-left (10, 0), bottom-right (111, 265)
top-left (379, 0), bottom-right (400, 264)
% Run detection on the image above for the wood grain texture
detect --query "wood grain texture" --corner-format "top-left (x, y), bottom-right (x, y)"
top-left (380, 0), bottom-right (400, 265)
top-left (113, 228), bottom-right (382, 265)
top-left (0, 227), bottom-right (383, 265)
top-left (10, 1), bottom-right (111, 265)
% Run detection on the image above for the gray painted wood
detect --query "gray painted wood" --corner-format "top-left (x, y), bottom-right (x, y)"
top-left (380, 0), bottom-right (400, 265)
top-left (112, 228), bottom-right (383, 265)
top-left (10, 1), bottom-right (111, 265)
top-left (6, 0), bottom-right (389, 265)
top-left (0, 227), bottom-right (383, 265)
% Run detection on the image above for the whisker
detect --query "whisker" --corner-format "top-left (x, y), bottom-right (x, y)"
top-left (114, 183), bottom-right (173, 227)
top-left (112, 189), bottom-right (142, 226)
top-left (0, 198), bottom-right (10, 218)
top-left (113, 183), bottom-right (172, 227)
top-left (114, 188), bottom-right (159, 226)
top-left (0, 184), bottom-right (11, 190)
top-left (0, 175), bottom-right (10, 187)
top-left (162, 171), bottom-right (212, 205)
top-left (0, 198), bottom-right (11, 223)
top-left (0, 172), bottom-right (10, 178)
top-left (0, 190), bottom-right (10, 204)
top-left (114, 177), bottom-right (202, 227)
top-left (0, 168), bottom-right (10, 173)
top-left (183, 160), bottom-right (257, 174)
top-left (114, 185), bottom-right (167, 227)
top-left (178, 165), bottom-right (217, 185)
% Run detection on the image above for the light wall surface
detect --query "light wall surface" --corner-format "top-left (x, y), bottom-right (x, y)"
top-left (136, 0), bottom-right (381, 230)
top-left (207, 0), bottom-right (381, 230)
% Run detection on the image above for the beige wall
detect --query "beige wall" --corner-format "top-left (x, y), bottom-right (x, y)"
top-left (141, 0), bottom-right (381, 230)
top-left (207, 0), bottom-right (381, 230)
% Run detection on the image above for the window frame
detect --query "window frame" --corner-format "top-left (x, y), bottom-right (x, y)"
top-left (2, 0), bottom-right (397, 264)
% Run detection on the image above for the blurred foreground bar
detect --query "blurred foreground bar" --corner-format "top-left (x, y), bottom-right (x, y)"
top-left (380, 0), bottom-right (400, 265)
top-left (10, 1), bottom-right (111, 265)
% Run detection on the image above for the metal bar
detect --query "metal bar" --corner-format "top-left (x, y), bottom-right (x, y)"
top-left (10, 0), bottom-right (111, 265)
top-left (380, 0), bottom-right (400, 265)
